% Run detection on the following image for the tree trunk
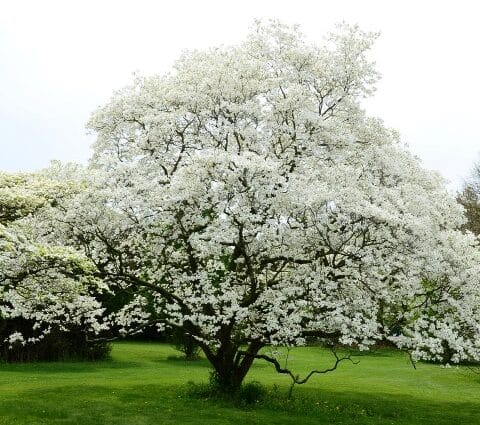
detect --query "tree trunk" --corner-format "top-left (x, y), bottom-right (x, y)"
top-left (202, 340), bottom-right (263, 393)
top-left (183, 335), bottom-right (199, 361)
top-left (211, 365), bottom-right (247, 391)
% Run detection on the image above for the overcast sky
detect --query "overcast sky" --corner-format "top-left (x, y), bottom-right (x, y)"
top-left (1, 0), bottom-right (479, 190)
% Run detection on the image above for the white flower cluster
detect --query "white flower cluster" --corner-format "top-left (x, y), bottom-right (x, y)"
top-left (5, 331), bottom-right (25, 349)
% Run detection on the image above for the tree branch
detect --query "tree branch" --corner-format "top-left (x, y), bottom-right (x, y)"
top-left (238, 347), bottom-right (358, 386)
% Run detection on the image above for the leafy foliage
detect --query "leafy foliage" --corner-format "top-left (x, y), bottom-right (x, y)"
top-left (457, 162), bottom-right (480, 235)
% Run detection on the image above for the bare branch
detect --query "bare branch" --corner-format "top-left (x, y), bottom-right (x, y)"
top-left (238, 347), bottom-right (358, 386)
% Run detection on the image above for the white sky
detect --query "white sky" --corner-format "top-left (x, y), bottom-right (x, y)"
top-left (1, 0), bottom-right (479, 190)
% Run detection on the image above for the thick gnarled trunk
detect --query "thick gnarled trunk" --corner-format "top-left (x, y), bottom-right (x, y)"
top-left (211, 363), bottom-right (249, 391)
top-left (201, 340), bottom-right (263, 392)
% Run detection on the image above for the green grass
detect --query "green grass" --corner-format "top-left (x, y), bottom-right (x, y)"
top-left (0, 342), bottom-right (479, 424)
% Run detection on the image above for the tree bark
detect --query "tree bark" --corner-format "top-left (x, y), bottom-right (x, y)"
top-left (202, 340), bottom-right (263, 392)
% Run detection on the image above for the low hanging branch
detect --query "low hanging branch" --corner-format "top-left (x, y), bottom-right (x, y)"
top-left (239, 347), bottom-right (359, 390)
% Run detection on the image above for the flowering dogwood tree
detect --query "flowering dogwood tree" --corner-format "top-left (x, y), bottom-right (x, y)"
top-left (40, 22), bottom-right (480, 389)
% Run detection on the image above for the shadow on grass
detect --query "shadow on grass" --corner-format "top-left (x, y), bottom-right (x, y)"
top-left (164, 355), bottom-right (210, 364)
top-left (1, 382), bottom-right (479, 425)
top-left (0, 360), bottom-right (141, 374)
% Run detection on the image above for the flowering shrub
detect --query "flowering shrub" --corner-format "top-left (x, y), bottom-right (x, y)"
top-left (0, 171), bottom-right (109, 361)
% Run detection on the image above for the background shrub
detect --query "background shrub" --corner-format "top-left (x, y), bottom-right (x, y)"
top-left (0, 319), bottom-right (111, 362)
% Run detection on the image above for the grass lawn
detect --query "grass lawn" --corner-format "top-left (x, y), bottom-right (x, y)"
top-left (0, 341), bottom-right (479, 424)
